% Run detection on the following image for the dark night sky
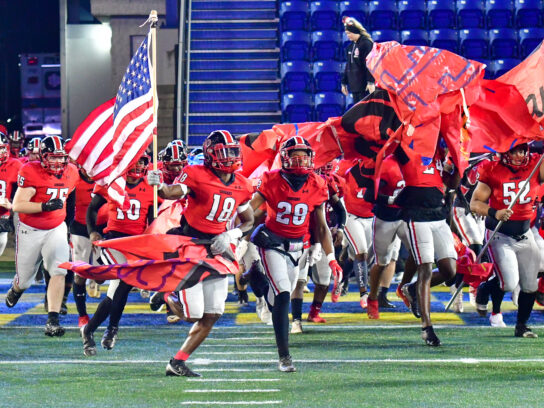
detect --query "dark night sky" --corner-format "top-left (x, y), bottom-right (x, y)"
top-left (0, 0), bottom-right (60, 131)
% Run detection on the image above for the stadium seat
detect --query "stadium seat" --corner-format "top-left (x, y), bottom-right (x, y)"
top-left (429, 28), bottom-right (459, 53)
top-left (314, 92), bottom-right (345, 121)
top-left (514, 0), bottom-right (543, 28)
top-left (371, 29), bottom-right (401, 42)
top-left (281, 31), bottom-right (311, 61)
top-left (397, 0), bottom-right (427, 29)
top-left (282, 92), bottom-right (313, 123)
top-left (280, 2), bottom-right (310, 31)
top-left (459, 28), bottom-right (489, 59)
top-left (490, 58), bottom-right (521, 78)
top-left (281, 61), bottom-right (312, 92)
top-left (310, 1), bottom-right (339, 30)
top-left (480, 59), bottom-right (494, 78)
top-left (488, 28), bottom-right (518, 58)
top-left (456, 0), bottom-right (485, 28)
top-left (313, 61), bottom-right (343, 92)
top-left (311, 30), bottom-right (342, 61)
top-left (427, 0), bottom-right (456, 29)
top-left (368, 0), bottom-right (397, 30)
top-left (339, 1), bottom-right (368, 27)
top-left (485, 0), bottom-right (514, 28)
top-left (519, 27), bottom-right (544, 57)
top-left (400, 29), bottom-right (429, 46)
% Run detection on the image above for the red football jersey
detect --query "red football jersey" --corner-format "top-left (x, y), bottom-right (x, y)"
top-left (343, 166), bottom-right (374, 218)
top-left (479, 153), bottom-right (542, 221)
top-left (0, 158), bottom-right (22, 217)
top-left (175, 165), bottom-right (253, 235)
top-left (74, 176), bottom-right (108, 226)
top-left (17, 162), bottom-right (78, 230)
top-left (398, 148), bottom-right (445, 192)
top-left (94, 179), bottom-right (155, 236)
top-left (379, 155), bottom-right (405, 208)
top-left (257, 170), bottom-right (329, 239)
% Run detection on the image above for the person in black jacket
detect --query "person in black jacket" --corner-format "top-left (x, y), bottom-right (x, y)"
top-left (341, 17), bottom-right (375, 104)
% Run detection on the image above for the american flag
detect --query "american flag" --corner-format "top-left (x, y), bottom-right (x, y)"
top-left (66, 31), bottom-right (157, 208)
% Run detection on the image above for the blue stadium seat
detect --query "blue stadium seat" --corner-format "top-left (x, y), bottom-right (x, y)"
top-left (459, 28), bottom-right (489, 59)
top-left (280, 2), bottom-right (309, 31)
top-left (490, 58), bottom-right (521, 78)
top-left (314, 92), bottom-right (345, 121)
top-left (400, 29), bottom-right (429, 46)
top-left (371, 29), bottom-right (401, 42)
top-left (339, 1), bottom-right (368, 27)
top-left (282, 92), bottom-right (313, 123)
top-left (310, 1), bottom-right (339, 30)
top-left (427, 0), bottom-right (456, 29)
top-left (489, 28), bottom-right (518, 58)
top-left (480, 59), bottom-right (493, 78)
top-left (281, 31), bottom-right (311, 61)
top-left (368, 0), bottom-right (397, 30)
top-left (313, 61), bottom-right (343, 91)
top-left (397, 0), bottom-right (427, 29)
top-left (456, 0), bottom-right (485, 28)
top-left (519, 27), bottom-right (544, 57)
top-left (514, 0), bottom-right (543, 28)
top-left (485, 0), bottom-right (514, 28)
top-left (429, 28), bottom-right (459, 53)
top-left (281, 61), bottom-right (312, 92)
top-left (311, 30), bottom-right (342, 61)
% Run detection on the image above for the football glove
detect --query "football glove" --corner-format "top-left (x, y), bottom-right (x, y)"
top-left (210, 228), bottom-right (243, 255)
top-left (42, 198), bottom-right (64, 212)
top-left (146, 170), bottom-right (164, 189)
top-left (329, 259), bottom-right (343, 303)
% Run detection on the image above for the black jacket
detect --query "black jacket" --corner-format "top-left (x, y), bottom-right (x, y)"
top-left (342, 36), bottom-right (375, 93)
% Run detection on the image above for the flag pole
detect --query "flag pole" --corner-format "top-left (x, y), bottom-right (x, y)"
top-left (445, 153), bottom-right (544, 311)
top-left (149, 10), bottom-right (159, 218)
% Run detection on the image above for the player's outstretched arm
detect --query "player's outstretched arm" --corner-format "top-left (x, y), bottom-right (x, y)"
top-left (147, 170), bottom-right (190, 199)
top-left (12, 186), bottom-right (42, 214)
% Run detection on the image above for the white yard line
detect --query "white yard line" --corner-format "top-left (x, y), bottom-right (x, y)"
top-left (185, 389), bottom-right (280, 393)
top-left (187, 379), bottom-right (280, 382)
top-left (203, 351), bottom-right (275, 355)
top-left (181, 401), bottom-right (281, 405)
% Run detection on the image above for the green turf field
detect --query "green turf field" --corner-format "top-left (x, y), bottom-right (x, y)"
top-left (1, 324), bottom-right (543, 408)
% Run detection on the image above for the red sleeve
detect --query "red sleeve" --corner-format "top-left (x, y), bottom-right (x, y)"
top-left (256, 172), bottom-right (271, 200)
top-left (175, 165), bottom-right (198, 191)
top-left (476, 160), bottom-right (493, 186)
top-left (17, 163), bottom-right (39, 188)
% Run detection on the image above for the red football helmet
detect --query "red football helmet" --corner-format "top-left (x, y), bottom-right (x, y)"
top-left (8, 130), bottom-right (24, 157)
top-left (280, 136), bottom-right (314, 175)
top-left (0, 132), bottom-right (8, 165)
top-left (127, 154), bottom-right (150, 179)
top-left (203, 130), bottom-right (241, 173)
top-left (40, 135), bottom-right (68, 176)
top-left (27, 137), bottom-right (41, 161)
top-left (501, 143), bottom-right (529, 169)
top-left (318, 159), bottom-right (339, 175)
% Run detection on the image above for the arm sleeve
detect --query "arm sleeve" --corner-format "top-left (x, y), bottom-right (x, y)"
top-left (9, 182), bottom-right (17, 201)
top-left (330, 197), bottom-right (346, 228)
top-left (86, 194), bottom-right (107, 235)
top-left (146, 205), bottom-right (155, 225)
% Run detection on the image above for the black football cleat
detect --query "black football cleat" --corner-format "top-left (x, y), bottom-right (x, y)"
top-left (165, 358), bottom-right (201, 377)
top-left (101, 326), bottom-right (119, 350)
top-left (149, 291), bottom-right (166, 312)
top-left (515, 325), bottom-right (538, 338)
top-left (44, 319), bottom-right (65, 337)
top-left (422, 326), bottom-right (441, 347)
top-left (80, 324), bottom-right (97, 356)
top-left (402, 283), bottom-right (421, 318)
top-left (5, 287), bottom-right (23, 308)
top-left (378, 293), bottom-right (396, 309)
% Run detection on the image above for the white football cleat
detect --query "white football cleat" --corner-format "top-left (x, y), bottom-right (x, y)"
top-left (489, 312), bottom-right (507, 328)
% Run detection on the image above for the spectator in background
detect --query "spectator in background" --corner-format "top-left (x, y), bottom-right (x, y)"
top-left (341, 17), bottom-right (375, 104)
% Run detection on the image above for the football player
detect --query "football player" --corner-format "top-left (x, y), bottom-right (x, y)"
top-left (6, 135), bottom-right (78, 336)
top-left (249, 136), bottom-right (341, 372)
top-left (80, 154), bottom-right (155, 356)
top-left (21, 137), bottom-right (41, 163)
top-left (147, 130), bottom-right (254, 377)
top-left (0, 133), bottom-right (21, 255)
top-left (70, 167), bottom-right (108, 327)
top-left (395, 139), bottom-right (459, 346)
top-left (365, 154), bottom-right (406, 319)
top-left (8, 130), bottom-right (24, 159)
top-left (471, 143), bottom-right (543, 337)
top-left (159, 141), bottom-right (188, 185)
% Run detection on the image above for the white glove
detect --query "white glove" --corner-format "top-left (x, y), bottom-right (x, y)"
top-left (308, 243), bottom-right (322, 267)
top-left (236, 239), bottom-right (249, 260)
top-left (146, 170), bottom-right (163, 189)
top-left (210, 228), bottom-right (243, 255)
